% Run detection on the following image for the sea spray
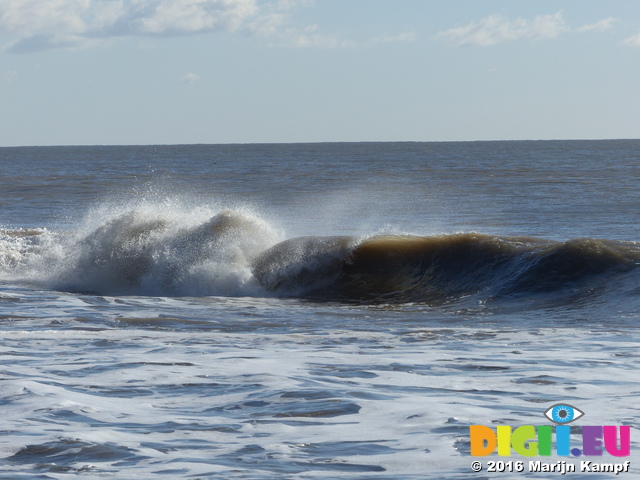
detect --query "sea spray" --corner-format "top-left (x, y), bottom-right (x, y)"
top-left (0, 200), bottom-right (282, 297)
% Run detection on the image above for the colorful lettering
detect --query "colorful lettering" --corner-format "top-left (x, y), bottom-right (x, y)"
top-left (469, 424), bottom-right (630, 458)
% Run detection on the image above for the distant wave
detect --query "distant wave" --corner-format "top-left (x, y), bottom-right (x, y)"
top-left (2, 207), bottom-right (639, 304)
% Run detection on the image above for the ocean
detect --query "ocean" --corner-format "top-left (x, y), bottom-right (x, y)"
top-left (0, 140), bottom-right (638, 479)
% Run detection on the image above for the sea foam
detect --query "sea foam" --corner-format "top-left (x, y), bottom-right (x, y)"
top-left (1, 199), bottom-right (282, 297)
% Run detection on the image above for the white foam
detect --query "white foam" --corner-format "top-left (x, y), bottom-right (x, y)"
top-left (0, 198), bottom-right (284, 297)
top-left (1, 326), bottom-right (638, 477)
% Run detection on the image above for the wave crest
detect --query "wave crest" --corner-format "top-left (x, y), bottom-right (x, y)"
top-left (254, 233), bottom-right (640, 303)
top-left (1, 206), bottom-right (281, 296)
top-left (2, 209), bottom-right (639, 303)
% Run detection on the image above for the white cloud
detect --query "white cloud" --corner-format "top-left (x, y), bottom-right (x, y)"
top-left (621, 33), bottom-right (640, 47)
top-left (576, 18), bottom-right (618, 33)
top-left (125, 0), bottom-right (259, 35)
top-left (1, 70), bottom-right (18, 82)
top-left (177, 72), bottom-right (200, 84)
top-left (272, 25), bottom-right (355, 49)
top-left (0, 0), bottom-right (89, 37)
top-left (438, 12), bottom-right (568, 47)
top-left (371, 32), bottom-right (416, 45)
top-left (0, 0), bottom-right (312, 53)
top-left (438, 12), bottom-right (625, 47)
top-left (0, 0), bottom-right (403, 53)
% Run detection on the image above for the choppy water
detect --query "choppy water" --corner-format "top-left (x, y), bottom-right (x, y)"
top-left (1, 141), bottom-right (639, 478)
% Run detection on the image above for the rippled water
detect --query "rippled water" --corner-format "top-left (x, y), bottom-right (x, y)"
top-left (1, 141), bottom-right (639, 478)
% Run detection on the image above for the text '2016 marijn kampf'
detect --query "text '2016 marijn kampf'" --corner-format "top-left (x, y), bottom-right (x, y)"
top-left (528, 460), bottom-right (631, 475)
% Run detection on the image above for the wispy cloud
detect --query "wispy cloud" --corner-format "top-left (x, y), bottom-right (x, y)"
top-left (267, 26), bottom-right (415, 49)
top-left (438, 12), bottom-right (568, 46)
top-left (0, 0), bottom-right (412, 53)
top-left (268, 24), bottom-right (356, 49)
top-left (0, 0), bottom-right (326, 53)
top-left (176, 72), bottom-right (201, 84)
top-left (621, 33), bottom-right (640, 46)
top-left (1, 70), bottom-right (18, 82)
top-left (438, 12), bottom-right (619, 47)
top-left (576, 17), bottom-right (618, 33)
top-left (370, 32), bottom-right (416, 45)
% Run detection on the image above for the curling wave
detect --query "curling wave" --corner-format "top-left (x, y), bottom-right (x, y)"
top-left (254, 234), bottom-right (640, 303)
top-left (1, 208), bottom-right (639, 303)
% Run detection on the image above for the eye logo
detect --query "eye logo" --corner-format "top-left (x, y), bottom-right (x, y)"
top-left (544, 404), bottom-right (584, 424)
top-left (470, 404), bottom-right (630, 457)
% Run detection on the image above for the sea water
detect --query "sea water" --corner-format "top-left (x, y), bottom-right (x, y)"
top-left (0, 141), bottom-right (639, 479)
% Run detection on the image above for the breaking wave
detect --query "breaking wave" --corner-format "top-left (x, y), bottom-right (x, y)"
top-left (2, 203), bottom-right (640, 304)
top-left (0, 203), bottom-right (281, 297)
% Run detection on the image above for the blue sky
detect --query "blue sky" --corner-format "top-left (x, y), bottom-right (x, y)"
top-left (1, 0), bottom-right (639, 146)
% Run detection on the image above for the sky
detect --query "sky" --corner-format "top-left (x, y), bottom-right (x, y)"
top-left (1, 0), bottom-right (639, 146)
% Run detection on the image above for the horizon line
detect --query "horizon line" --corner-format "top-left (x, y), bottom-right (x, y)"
top-left (2, 137), bottom-right (639, 149)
